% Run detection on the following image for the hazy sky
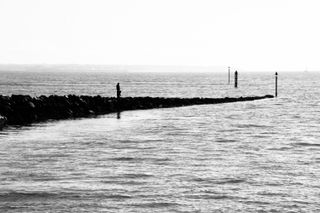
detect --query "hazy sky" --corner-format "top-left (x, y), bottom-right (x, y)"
top-left (0, 0), bottom-right (319, 71)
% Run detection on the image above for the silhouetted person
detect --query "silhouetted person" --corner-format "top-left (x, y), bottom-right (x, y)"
top-left (116, 83), bottom-right (121, 99)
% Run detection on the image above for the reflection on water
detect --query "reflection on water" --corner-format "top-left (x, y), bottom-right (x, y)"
top-left (0, 72), bottom-right (320, 212)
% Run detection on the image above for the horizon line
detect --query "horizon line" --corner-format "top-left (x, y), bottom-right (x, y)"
top-left (0, 63), bottom-right (317, 72)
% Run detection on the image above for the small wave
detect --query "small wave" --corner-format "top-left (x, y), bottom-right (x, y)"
top-left (102, 194), bottom-right (132, 199)
top-left (205, 195), bottom-right (231, 200)
top-left (118, 139), bottom-right (163, 144)
top-left (122, 173), bottom-right (154, 179)
top-left (257, 192), bottom-right (289, 197)
top-left (253, 135), bottom-right (269, 138)
top-left (235, 124), bottom-right (272, 128)
top-left (294, 142), bottom-right (320, 147)
top-left (153, 157), bottom-right (171, 162)
top-left (153, 158), bottom-right (172, 165)
top-left (267, 146), bottom-right (292, 151)
top-left (109, 157), bottom-right (139, 161)
top-left (109, 157), bottom-right (166, 163)
top-left (264, 183), bottom-right (283, 186)
top-left (117, 140), bottom-right (140, 144)
top-left (191, 177), bottom-right (246, 185)
top-left (218, 129), bottom-right (239, 133)
top-left (99, 180), bottom-right (146, 185)
top-left (99, 173), bottom-right (152, 185)
top-left (216, 178), bottom-right (246, 184)
top-left (187, 194), bottom-right (234, 200)
top-left (215, 139), bottom-right (237, 143)
top-left (0, 205), bottom-right (22, 212)
top-left (0, 191), bottom-right (59, 200)
top-left (291, 200), bottom-right (313, 205)
top-left (100, 173), bottom-right (153, 180)
top-left (32, 177), bottom-right (60, 182)
top-left (130, 202), bottom-right (179, 208)
top-left (242, 200), bottom-right (271, 205)
top-left (120, 181), bottom-right (147, 185)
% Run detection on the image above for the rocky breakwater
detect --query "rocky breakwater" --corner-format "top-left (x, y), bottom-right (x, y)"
top-left (0, 94), bottom-right (274, 128)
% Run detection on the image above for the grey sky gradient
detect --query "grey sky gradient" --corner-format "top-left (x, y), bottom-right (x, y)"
top-left (0, 0), bottom-right (319, 71)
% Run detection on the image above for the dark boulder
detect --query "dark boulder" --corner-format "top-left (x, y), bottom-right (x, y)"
top-left (0, 115), bottom-right (7, 129)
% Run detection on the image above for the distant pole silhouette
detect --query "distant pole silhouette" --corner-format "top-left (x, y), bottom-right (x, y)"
top-left (234, 71), bottom-right (238, 88)
top-left (275, 72), bottom-right (278, 97)
top-left (228, 67), bottom-right (231, 84)
top-left (116, 83), bottom-right (121, 99)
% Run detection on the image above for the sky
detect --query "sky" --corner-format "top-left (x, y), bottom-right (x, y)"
top-left (0, 0), bottom-right (320, 71)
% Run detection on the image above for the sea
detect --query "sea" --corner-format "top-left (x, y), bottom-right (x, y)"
top-left (0, 70), bottom-right (319, 212)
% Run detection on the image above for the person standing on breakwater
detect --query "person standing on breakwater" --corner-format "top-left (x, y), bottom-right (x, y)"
top-left (116, 83), bottom-right (121, 99)
top-left (116, 83), bottom-right (122, 118)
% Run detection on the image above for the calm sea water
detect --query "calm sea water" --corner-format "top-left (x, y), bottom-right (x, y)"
top-left (0, 71), bottom-right (319, 212)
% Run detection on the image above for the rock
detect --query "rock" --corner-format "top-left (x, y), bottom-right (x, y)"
top-left (0, 115), bottom-right (7, 129)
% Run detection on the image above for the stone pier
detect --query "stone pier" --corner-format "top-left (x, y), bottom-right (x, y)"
top-left (0, 94), bottom-right (274, 128)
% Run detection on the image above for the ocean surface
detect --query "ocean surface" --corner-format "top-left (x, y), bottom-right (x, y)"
top-left (0, 71), bottom-right (319, 212)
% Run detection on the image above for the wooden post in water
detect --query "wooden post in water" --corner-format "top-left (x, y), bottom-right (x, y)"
top-left (228, 67), bottom-right (231, 84)
top-left (275, 72), bottom-right (278, 97)
top-left (234, 70), bottom-right (238, 88)
top-left (116, 83), bottom-right (121, 113)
